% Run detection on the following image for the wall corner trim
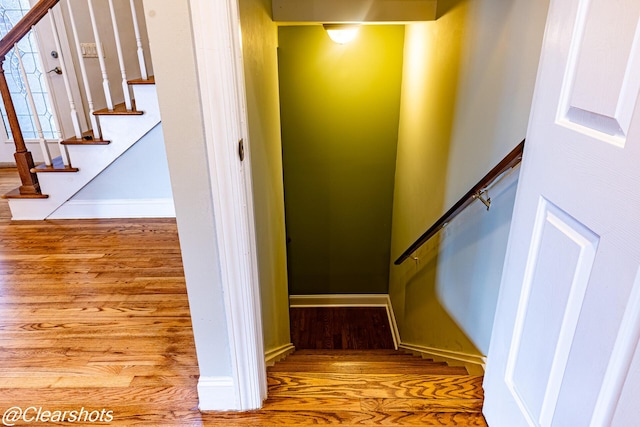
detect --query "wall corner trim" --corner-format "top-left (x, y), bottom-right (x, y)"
top-left (265, 343), bottom-right (295, 366)
top-left (399, 342), bottom-right (487, 374)
top-left (197, 376), bottom-right (238, 411)
top-left (289, 294), bottom-right (401, 350)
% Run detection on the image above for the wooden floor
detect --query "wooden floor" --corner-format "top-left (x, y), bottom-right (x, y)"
top-left (0, 168), bottom-right (19, 219)
top-left (290, 307), bottom-right (395, 350)
top-left (0, 168), bottom-right (486, 425)
top-left (210, 350), bottom-right (488, 426)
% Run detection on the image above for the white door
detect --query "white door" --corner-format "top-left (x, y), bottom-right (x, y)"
top-left (33, 3), bottom-right (88, 138)
top-left (483, 0), bottom-right (640, 425)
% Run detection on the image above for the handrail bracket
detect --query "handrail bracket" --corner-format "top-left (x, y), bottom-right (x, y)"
top-left (473, 190), bottom-right (491, 211)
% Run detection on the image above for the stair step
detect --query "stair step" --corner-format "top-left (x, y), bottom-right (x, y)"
top-left (292, 349), bottom-right (402, 356)
top-left (268, 362), bottom-right (467, 375)
top-left (259, 396), bottom-right (483, 413)
top-left (31, 156), bottom-right (79, 173)
top-left (127, 76), bottom-right (155, 85)
top-left (94, 100), bottom-right (143, 116)
top-left (199, 410), bottom-right (488, 426)
top-left (2, 187), bottom-right (48, 199)
top-left (283, 354), bottom-right (435, 363)
top-left (62, 130), bottom-right (110, 146)
top-left (267, 373), bottom-right (484, 399)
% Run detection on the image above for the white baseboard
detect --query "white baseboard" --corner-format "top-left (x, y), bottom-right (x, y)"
top-left (289, 293), bottom-right (390, 307)
top-left (399, 342), bottom-right (486, 374)
top-left (289, 294), bottom-right (400, 350)
top-left (264, 343), bottom-right (295, 366)
top-left (197, 376), bottom-right (238, 411)
top-left (48, 198), bottom-right (176, 219)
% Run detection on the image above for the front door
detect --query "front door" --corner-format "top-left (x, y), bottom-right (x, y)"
top-left (483, 0), bottom-right (640, 425)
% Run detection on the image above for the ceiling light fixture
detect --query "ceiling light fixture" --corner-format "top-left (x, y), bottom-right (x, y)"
top-left (323, 24), bottom-right (360, 44)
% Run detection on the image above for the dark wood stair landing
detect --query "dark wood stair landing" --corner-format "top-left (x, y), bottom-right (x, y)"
top-left (290, 307), bottom-right (395, 350)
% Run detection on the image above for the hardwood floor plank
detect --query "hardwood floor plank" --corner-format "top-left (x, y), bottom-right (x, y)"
top-left (360, 398), bottom-right (484, 413)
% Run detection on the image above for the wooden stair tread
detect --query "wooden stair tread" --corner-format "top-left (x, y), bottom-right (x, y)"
top-left (94, 100), bottom-right (143, 116)
top-left (2, 187), bottom-right (48, 199)
top-left (31, 156), bottom-right (79, 173)
top-left (200, 411), bottom-right (488, 426)
top-left (268, 364), bottom-right (465, 375)
top-left (283, 354), bottom-right (437, 362)
top-left (260, 396), bottom-right (484, 413)
top-left (292, 349), bottom-right (403, 356)
top-left (274, 358), bottom-right (448, 365)
top-left (62, 130), bottom-right (110, 145)
top-left (127, 76), bottom-right (155, 85)
top-left (267, 373), bottom-right (485, 399)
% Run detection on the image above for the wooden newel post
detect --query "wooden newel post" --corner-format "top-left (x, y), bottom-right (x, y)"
top-left (0, 55), bottom-right (41, 195)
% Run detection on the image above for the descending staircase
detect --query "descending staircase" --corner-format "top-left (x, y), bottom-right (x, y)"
top-left (210, 349), bottom-right (488, 426)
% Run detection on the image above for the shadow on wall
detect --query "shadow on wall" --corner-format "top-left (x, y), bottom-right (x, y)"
top-left (436, 171), bottom-right (519, 354)
top-left (401, 234), bottom-right (481, 354)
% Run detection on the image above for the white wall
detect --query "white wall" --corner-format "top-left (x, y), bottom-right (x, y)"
top-left (142, 0), bottom-right (233, 380)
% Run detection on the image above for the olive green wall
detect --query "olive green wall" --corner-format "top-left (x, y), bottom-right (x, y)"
top-left (238, 0), bottom-right (291, 353)
top-left (278, 25), bottom-right (404, 295)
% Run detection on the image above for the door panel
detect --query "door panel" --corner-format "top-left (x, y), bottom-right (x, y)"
top-left (484, 0), bottom-right (640, 424)
top-left (559, 0), bottom-right (640, 145)
top-left (506, 199), bottom-right (598, 426)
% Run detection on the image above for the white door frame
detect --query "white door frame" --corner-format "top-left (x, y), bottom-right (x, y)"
top-left (189, 0), bottom-right (266, 411)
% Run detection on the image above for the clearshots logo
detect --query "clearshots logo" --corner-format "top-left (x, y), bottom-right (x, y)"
top-left (2, 406), bottom-right (113, 426)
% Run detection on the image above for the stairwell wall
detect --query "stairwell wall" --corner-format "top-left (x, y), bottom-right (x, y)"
top-left (237, 0), bottom-right (292, 357)
top-left (389, 0), bottom-right (549, 358)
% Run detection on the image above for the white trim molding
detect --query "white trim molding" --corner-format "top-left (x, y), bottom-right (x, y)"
top-left (189, 0), bottom-right (266, 411)
top-left (197, 376), bottom-right (238, 411)
top-left (265, 343), bottom-right (296, 367)
top-left (289, 294), bottom-right (400, 350)
top-left (399, 342), bottom-right (486, 375)
top-left (48, 198), bottom-right (175, 219)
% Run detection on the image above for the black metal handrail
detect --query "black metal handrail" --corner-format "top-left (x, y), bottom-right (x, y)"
top-left (394, 139), bottom-right (525, 265)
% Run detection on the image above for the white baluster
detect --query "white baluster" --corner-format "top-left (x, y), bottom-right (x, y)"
top-left (88, 0), bottom-right (113, 111)
top-left (129, 0), bottom-right (147, 80)
top-left (108, 0), bottom-right (132, 110)
top-left (15, 41), bottom-right (51, 166)
top-left (67, 0), bottom-right (101, 139)
top-left (32, 26), bottom-right (70, 167)
top-left (48, 10), bottom-right (82, 140)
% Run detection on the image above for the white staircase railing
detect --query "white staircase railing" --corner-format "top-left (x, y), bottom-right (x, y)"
top-left (0, 0), bottom-right (151, 197)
